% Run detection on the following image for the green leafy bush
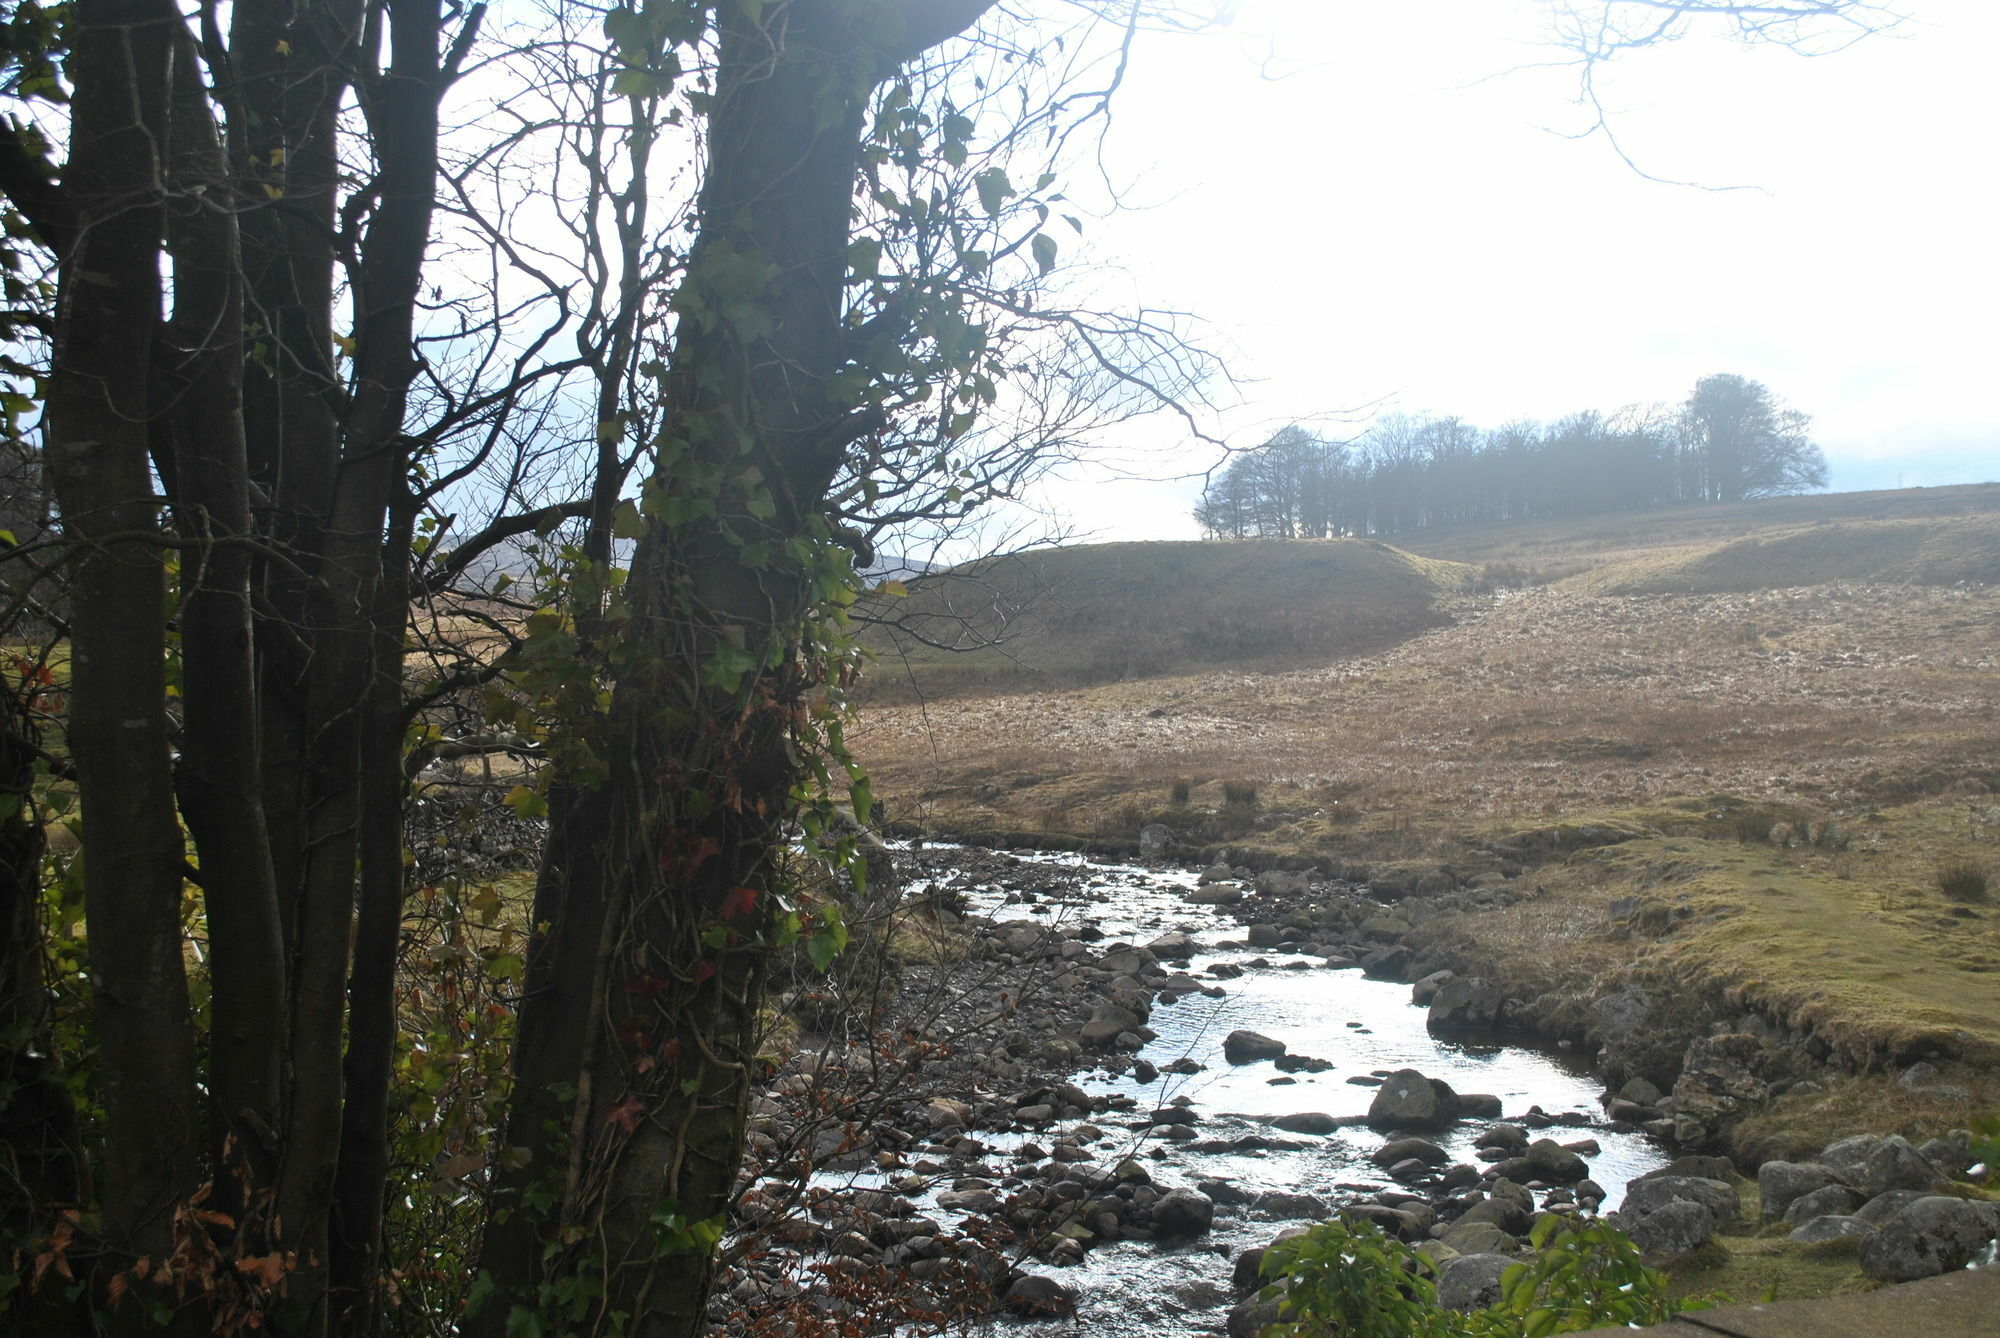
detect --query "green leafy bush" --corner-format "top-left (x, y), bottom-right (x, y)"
top-left (1260, 1214), bottom-right (1683, 1338)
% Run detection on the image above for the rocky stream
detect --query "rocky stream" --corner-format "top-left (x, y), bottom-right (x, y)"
top-left (712, 845), bottom-right (1699, 1335)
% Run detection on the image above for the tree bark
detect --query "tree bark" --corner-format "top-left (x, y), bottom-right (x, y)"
top-left (42, 0), bottom-right (202, 1289)
top-left (479, 4), bottom-right (997, 1334)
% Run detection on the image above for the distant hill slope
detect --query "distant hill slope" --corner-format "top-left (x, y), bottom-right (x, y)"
top-left (1584, 512), bottom-right (2000, 595)
top-left (859, 538), bottom-right (1481, 698)
top-left (1397, 482), bottom-right (2000, 580)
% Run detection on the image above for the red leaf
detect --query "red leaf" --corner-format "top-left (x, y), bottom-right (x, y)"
top-left (605, 1094), bottom-right (645, 1134)
top-left (624, 974), bottom-right (670, 999)
top-left (719, 885), bottom-right (758, 920)
top-left (692, 960), bottom-right (715, 984)
top-left (660, 1038), bottom-right (682, 1064)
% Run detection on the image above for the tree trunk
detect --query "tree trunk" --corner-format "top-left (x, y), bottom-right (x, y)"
top-left (42, 0), bottom-right (202, 1294)
top-left (478, 4), bottom-right (996, 1334)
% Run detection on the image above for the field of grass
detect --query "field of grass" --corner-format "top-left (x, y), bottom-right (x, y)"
top-left (852, 483), bottom-right (2000, 1090)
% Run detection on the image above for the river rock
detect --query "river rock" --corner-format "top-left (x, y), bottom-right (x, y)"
top-left (1254, 1191), bottom-right (1328, 1219)
top-left (1525, 1138), bottom-right (1589, 1183)
top-left (1757, 1160), bottom-right (1841, 1219)
top-left (1199, 1178), bottom-right (1253, 1207)
top-left (1138, 823), bottom-right (1176, 861)
top-left (1146, 931), bottom-right (1196, 959)
top-left (1272, 1111), bottom-right (1342, 1134)
top-left (926, 1097), bottom-right (971, 1128)
top-left (1847, 1135), bottom-right (1944, 1197)
top-left (1367, 1069), bottom-right (1458, 1129)
top-left (1620, 1176), bottom-right (1739, 1225)
top-left (1455, 1094), bottom-right (1503, 1118)
top-left (1475, 1123), bottom-right (1528, 1152)
top-left (1854, 1188), bottom-right (1930, 1225)
top-left (1436, 1253), bottom-right (1512, 1312)
top-left (1004, 1274), bottom-right (1079, 1318)
top-left (1428, 976), bottom-right (1507, 1030)
top-left (1223, 1030), bottom-right (1287, 1063)
top-left (1859, 1196), bottom-right (2000, 1282)
top-left (1246, 923), bottom-right (1283, 947)
top-left (1441, 1220), bottom-right (1518, 1255)
top-left (1625, 1199), bottom-right (1716, 1263)
top-left (1186, 884), bottom-right (1243, 905)
top-left (1347, 1204), bottom-right (1422, 1240)
top-left (1373, 1136), bottom-right (1448, 1167)
top-left (1152, 1188), bottom-right (1215, 1237)
top-left (1360, 943), bottom-right (1412, 979)
top-left (1226, 1298), bottom-right (1281, 1338)
top-left (1412, 969), bottom-right (1456, 1006)
top-left (1456, 1195), bottom-right (1532, 1237)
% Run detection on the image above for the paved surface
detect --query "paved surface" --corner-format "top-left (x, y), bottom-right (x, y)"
top-left (1571, 1267), bottom-right (2000, 1337)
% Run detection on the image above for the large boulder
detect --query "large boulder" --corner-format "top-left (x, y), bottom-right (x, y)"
top-left (1846, 1135), bottom-right (1944, 1198)
top-left (1758, 1160), bottom-right (1842, 1220)
top-left (1223, 1030), bottom-right (1288, 1064)
top-left (1524, 1138), bottom-right (1589, 1183)
top-left (1152, 1188), bottom-right (1216, 1238)
top-left (1671, 1033), bottom-right (1772, 1146)
top-left (1620, 1176), bottom-right (1740, 1226)
top-left (1004, 1275), bottom-right (1079, 1318)
top-left (1367, 1069), bottom-right (1458, 1129)
top-left (1428, 976), bottom-right (1507, 1031)
top-left (1138, 823), bottom-right (1176, 861)
top-left (1411, 969), bottom-right (1457, 1006)
top-left (1625, 1199), bottom-right (1716, 1263)
top-left (1858, 1197), bottom-right (2000, 1282)
top-left (1436, 1254), bottom-right (1513, 1312)
top-left (1782, 1183), bottom-right (1866, 1225)
top-left (1372, 1136), bottom-right (1449, 1168)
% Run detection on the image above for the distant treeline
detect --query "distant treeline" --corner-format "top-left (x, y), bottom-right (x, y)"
top-left (1195, 373), bottom-right (1830, 540)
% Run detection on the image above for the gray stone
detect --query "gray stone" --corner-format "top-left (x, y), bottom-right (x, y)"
top-left (1455, 1196), bottom-right (1532, 1237)
top-left (1246, 923), bottom-right (1283, 948)
top-left (1455, 1093), bottom-right (1504, 1119)
top-left (1185, 884), bottom-right (1243, 906)
top-left (1789, 1214), bottom-right (1872, 1244)
top-left (1372, 1136), bottom-right (1449, 1167)
top-left (1346, 1204), bottom-right (1420, 1240)
top-left (1223, 1030), bottom-right (1287, 1064)
top-left (1758, 1160), bottom-right (1842, 1220)
top-left (1618, 1076), bottom-right (1665, 1106)
top-left (1146, 931), bottom-right (1196, 959)
top-left (1152, 1188), bottom-right (1215, 1237)
top-left (1226, 1298), bottom-right (1281, 1338)
top-left (1003, 1274), bottom-right (1078, 1318)
top-left (1855, 1188), bottom-right (1931, 1225)
top-left (1441, 1220), bottom-right (1518, 1255)
top-left (1435, 1253), bottom-right (1513, 1312)
top-left (1475, 1123), bottom-right (1528, 1152)
top-left (1272, 1111), bottom-right (1341, 1135)
top-left (1848, 1135), bottom-right (1944, 1198)
top-left (1620, 1176), bottom-right (1740, 1225)
top-left (1782, 1183), bottom-right (1865, 1224)
top-left (1253, 1191), bottom-right (1328, 1219)
top-left (1367, 1069), bottom-right (1457, 1129)
top-left (1138, 823), bottom-right (1176, 861)
top-left (1624, 1200), bottom-right (1715, 1262)
top-left (1819, 1133), bottom-right (1881, 1169)
top-left (1859, 1196), bottom-right (2000, 1282)
top-left (1525, 1138), bottom-right (1589, 1183)
top-left (1428, 975), bottom-right (1507, 1030)
top-left (1412, 969), bottom-right (1457, 1006)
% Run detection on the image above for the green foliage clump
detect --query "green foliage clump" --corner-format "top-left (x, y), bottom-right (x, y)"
top-left (1936, 858), bottom-right (1990, 903)
top-left (1260, 1214), bottom-right (1684, 1338)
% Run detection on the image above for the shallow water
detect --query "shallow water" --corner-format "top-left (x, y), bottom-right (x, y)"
top-left (873, 847), bottom-right (1668, 1335)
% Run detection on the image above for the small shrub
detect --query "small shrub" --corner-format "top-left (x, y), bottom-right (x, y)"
top-left (1937, 859), bottom-right (1991, 903)
top-left (1259, 1214), bottom-right (1682, 1338)
top-left (1168, 776), bottom-right (1192, 806)
top-left (1731, 809), bottom-right (1776, 844)
top-left (1221, 778), bottom-right (1259, 809)
top-left (1097, 799), bottom-right (1147, 837)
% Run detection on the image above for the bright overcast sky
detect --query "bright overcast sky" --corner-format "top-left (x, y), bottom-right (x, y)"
top-left (1027, 0), bottom-right (2000, 542)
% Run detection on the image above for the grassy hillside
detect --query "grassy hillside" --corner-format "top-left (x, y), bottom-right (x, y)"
top-left (1579, 512), bottom-right (2000, 595)
top-left (1399, 481), bottom-right (2000, 581)
top-left (858, 538), bottom-right (1481, 698)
